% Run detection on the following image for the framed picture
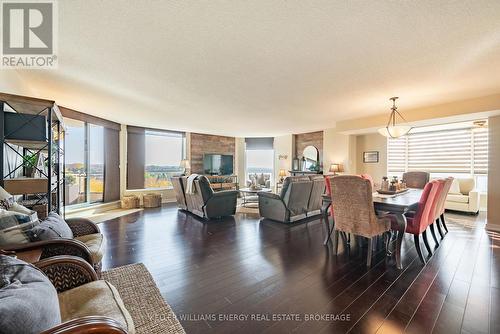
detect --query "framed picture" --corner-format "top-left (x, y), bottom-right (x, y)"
top-left (363, 151), bottom-right (379, 163)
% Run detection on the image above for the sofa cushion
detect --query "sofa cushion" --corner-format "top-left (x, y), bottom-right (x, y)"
top-left (458, 178), bottom-right (475, 194)
top-left (74, 233), bottom-right (105, 263)
top-left (58, 280), bottom-right (135, 334)
top-left (31, 212), bottom-right (74, 240)
top-left (0, 210), bottom-right (39, 246)
top-left (0, 255), bottom-right (61, 334)
top-left (0, 186), bottom-right (14, 210)
top-left (446, 194), bottom-right (469, 204)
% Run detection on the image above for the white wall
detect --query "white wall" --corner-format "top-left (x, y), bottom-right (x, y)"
top-left (487, 115), bottom-right (500, 231)
top-left (355, 133), bottom-right (387, 186)
top-left (273, 134), bottom-right (293, 182)
top-left (235, 137), bottom-right (246, 187)
top-left (323, 128), bottom-right (356, 174)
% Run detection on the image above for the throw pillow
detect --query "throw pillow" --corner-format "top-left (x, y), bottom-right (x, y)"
top-left (0, 210), bottom-right (38, 246)
top-left (0, 186), bottom-right (14, 210)
top-left (9, 202), bottom-right (34, 215)
top-left (257, 173), bottom-right (266, 186)
top-left (30, 212), bottom-right (73, 240)
top-left (449, 179), bottom-right (461, 194)
top-left (0, 255), bottom-right (61, 333)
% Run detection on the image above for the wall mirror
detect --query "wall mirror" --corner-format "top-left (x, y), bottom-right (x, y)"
top-left (302, 145), bottom-right (319, 170)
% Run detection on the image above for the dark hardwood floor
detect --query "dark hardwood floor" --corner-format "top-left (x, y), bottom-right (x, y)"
top-left (99, 204), bottom-right (498, 334)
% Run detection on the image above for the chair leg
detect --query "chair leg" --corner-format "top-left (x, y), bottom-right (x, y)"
top-left (414, 234), bottom-right (426, 265)
top-left (436, 218), bottom-right (444, 239)
top-left (384, 231), bottom-right (392, 256)
top-left (367, 237), bottom-right (373, 267)
top-left (333, 230), bottom-right (339, 255)
top-left (429, 223), bottom-right (439, 246)
top-left (422, 230), bottom-right (432, 256)
top-left (440, 213), bottom-right (449, 233)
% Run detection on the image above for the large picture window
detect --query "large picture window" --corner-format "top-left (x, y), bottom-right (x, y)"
top-left (144, 130), bottom-right (185, 188)
top-left (127, 126), bottom-right (186, 190)
top-left (245, 137), bottom-right (274, 185)
top-left (387, 122), bottom-right (488, 192)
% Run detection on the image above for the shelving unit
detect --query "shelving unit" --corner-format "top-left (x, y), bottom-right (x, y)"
top-left (0, 92), bottom-right (65, 217)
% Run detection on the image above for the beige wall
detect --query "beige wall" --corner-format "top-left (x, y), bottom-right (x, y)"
top-left (487, 115), bottom-right (500, 231)
top-left (356, 133), bottom-right (387, 186)
top-left (273, 134), bottom-right (294, 182)
top-left (323, 128), bottom-right (355, 174)
top-left (235, 138), bottom-right (246, 187)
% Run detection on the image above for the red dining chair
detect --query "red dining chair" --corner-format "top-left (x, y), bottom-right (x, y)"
top-left (360, 174), bottom-right (374, 189)
top-left (324, 176), bottom-right (334, 217)
top-left (390, 180), bottom-right (438, 264)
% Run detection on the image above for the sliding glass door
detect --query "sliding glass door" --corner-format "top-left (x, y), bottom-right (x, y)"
top-left (64, 118), bottom-right (105, 207)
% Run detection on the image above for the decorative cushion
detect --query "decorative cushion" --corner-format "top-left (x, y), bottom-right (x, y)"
top-left (458, 178), bottom-right (475, 194)
top-left (0, 210), bottom-right (39, 246)
top-left (446, 194), bottom-right (469, 204)
top-left (449, 179), bottom-right (461, 194)
top-left (0, 255), bottom-right (61, 334)
top-left (74, 233), bottom-right (105, 263)
top-left (58, 280), bottom-right (135, 334)
top-left (0, 186), bottom-right (14, 210)
top-left (30, 212), bottom-right (73, 240)
top-left (9, 202), bottom-right (34, 215)
top-left (257, 173), bottom-right (266, 186)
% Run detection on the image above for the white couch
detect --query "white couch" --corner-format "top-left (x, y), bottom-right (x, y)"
top-left (444, 178), bottom-right (480, 214)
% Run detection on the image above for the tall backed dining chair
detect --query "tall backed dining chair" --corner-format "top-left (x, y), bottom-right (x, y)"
top-left (402, 171), bottom-right (430, 189)
top-left (436, 177), bottom-right (454, 234)
top-left (360, 174), bottom-right (374, 188)
top-left (390, 181), bottom-right (437, 264)
top-left (428, 178), bottom-right (450, 241)
top-left (324, 176), bottom-right (334, 217)
top-left (330, 175), bottom-right (391, 267)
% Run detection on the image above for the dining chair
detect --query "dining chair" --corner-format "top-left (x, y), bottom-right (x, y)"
top-left (436, 177), bottom-right (454, 234)
top-left (360, 174), bottom-right (374, 189)
top-left (390, 180), bottom-right (437, 264)
top-left (324, 176), bottom-right (334, 217)
top-left (402, 171), bottom-right (430, 189)
top-left (330, 175), bottom-right (391, 267)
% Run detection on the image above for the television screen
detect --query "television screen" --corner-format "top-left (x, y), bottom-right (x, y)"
top-left (203, 154), bottom-right (233, 175)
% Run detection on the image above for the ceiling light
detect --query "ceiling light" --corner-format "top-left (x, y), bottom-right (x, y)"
top-left (378, 97), bottom-right (412, 138)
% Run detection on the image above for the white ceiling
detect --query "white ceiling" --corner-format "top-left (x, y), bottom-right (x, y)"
top-left (3, 1), bottom-right (500, 136)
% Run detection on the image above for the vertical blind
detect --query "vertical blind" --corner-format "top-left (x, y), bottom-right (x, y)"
top-left (388, 126), bottom-right (488, 175)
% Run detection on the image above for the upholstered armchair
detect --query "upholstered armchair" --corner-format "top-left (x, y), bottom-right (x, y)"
top-left (330, 176), bottom-right (392, 266)
top-left (444, 178), bottom-right (480, 214)
top-left (258, 176), bottom-right (313, 223)
top-left (1, 254), bottom-right (133, 334)
top-left (2, 217), bottom-right (104, 275)
top-left (402, 171), bottom-right (430, 189)
top-left (177, 176), bottom-right (238, 219)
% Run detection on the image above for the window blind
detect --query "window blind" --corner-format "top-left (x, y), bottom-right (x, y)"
top-left (388, 126), bottom-right (488, 175)
top-left (245, 137), bottom-right (274, 150)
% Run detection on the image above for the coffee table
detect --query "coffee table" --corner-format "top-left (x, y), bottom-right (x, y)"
top-left (239, 187), bottom-right (272, 208)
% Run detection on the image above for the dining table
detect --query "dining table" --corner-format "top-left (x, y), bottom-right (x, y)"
top-left (321, 188), bottom-right (423, 269)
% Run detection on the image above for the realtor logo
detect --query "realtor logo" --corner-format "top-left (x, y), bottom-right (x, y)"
top-left (1, 0), bottom-right (57, 68)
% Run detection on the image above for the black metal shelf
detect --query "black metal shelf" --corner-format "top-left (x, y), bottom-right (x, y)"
top-left (1, 92), bottom-right (65, 216)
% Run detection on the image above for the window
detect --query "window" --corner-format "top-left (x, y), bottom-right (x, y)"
top-left (144, 130), bottom-right (185, 189)
top-left (64, 119), bottom-right (105, 206)
top-left (387, 122), bottom-right (488, 192)
top-left (246, 149), bottom-right (274, 184)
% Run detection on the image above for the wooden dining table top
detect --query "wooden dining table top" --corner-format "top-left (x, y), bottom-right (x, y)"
top-left (322, 188), bottom-right (423, 214)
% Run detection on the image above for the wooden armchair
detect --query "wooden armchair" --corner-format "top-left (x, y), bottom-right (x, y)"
top-left (2, 217), bottom-right (104, 275)
top-left (34, 256), bottom-right (132, 334)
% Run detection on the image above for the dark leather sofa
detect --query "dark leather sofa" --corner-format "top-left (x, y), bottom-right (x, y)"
top-left (258, 175), bottom-right (325, 223)
top-left (172, 175), bottom-right (238, 219)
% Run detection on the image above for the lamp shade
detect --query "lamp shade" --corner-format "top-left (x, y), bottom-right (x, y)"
top-left (377, 125), bottom-right (412, 138)
top-left (278, 169), bottom-right (287, 177)
top-left (329, 164), bottom-right (340, 173)
top-left (180, 159), bottom-right (191, 169)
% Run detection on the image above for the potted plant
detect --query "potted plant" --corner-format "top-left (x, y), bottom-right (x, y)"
top-left (22, 153), bottom-right (38, 177)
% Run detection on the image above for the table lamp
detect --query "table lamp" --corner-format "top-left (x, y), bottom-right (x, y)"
top-left (278, 169), bottom-right (287, 182)
top-left (329, 163), bottom-right (341, 175)
top-left (180, 159), bottom-right (191, 175)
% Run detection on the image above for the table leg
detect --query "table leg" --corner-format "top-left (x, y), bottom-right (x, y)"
top-left (322, 202), bottom-right (334, 245)
top-left (394, 213), bottom-right (407, 269)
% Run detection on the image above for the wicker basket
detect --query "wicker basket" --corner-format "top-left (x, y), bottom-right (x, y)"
top-left (143, 193), bottom-right (162, 208)
top-left (121, 195), bottom-right (140, 209)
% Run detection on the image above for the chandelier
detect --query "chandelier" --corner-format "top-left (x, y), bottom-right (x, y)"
top-left (377, 97), bottom-right (412, 138)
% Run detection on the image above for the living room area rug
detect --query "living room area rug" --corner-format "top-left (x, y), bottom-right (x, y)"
top-left (101, 263), bottom-right (185, 334)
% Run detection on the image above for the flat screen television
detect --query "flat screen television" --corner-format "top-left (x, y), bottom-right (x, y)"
top-left (203, 154), bottom-right (233, 175)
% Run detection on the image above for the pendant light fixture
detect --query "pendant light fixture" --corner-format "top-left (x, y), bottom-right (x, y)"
top-left (377, 97), bottom-right (412, 138)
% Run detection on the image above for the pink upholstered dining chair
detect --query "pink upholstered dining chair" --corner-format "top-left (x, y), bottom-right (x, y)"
top-left (330, 175), bottom-right (391, 267)
top-left (435, 177), bottom-right (454, 236)
top-left (390, 180), bottom-right (438, 264)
